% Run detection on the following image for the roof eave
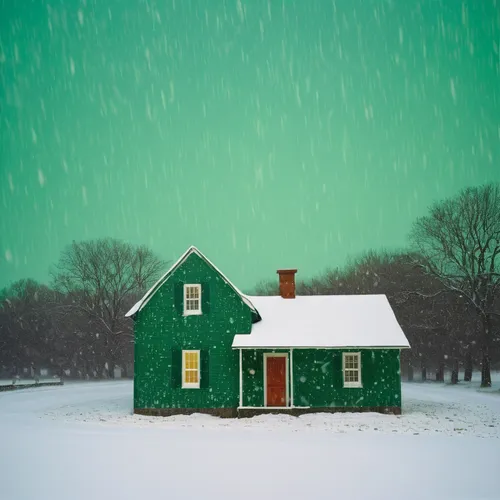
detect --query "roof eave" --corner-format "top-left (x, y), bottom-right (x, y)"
top-left (231, 344), bottom-right (411, 349)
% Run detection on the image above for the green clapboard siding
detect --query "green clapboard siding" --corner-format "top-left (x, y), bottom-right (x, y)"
top-left (134, 252), bottom-right (253, 409)
top-left (242, 349), bottom-right (401, 408)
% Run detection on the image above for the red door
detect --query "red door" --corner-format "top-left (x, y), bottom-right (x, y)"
top-left (266, 356), bottom-right (287, 406)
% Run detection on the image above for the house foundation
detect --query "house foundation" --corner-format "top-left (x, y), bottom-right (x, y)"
top-left (134, 406), bottom-right (401, 418)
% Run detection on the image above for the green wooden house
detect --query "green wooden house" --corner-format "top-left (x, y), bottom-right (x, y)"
top-left (126, 246), bottom-right (410, 417)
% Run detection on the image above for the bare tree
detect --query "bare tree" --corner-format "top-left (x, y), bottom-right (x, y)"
top-left (282, 249), bottom-right (487, 382)
top-left (410, 183), bottom-right (500, 387)
top-left (0, 279), bottom-right (56, 377)
top-left (51, 238), bottom-right (165, 377)
top-left (253, 279), bottom-right (279, 296)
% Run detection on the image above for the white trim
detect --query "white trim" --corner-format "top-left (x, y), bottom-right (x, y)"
top-left (263, 353), bottom-right (289, 407)
top-left (183, 284), bottom-right (202, 316)
top-left (342, 352), bottom-right (362, 388)
top-left (182, 350), bottom-right (200, 389)
top-left (125, 246), bottom-right (258, 317)
top-left (239, 349), bottom-right (243, 408)
top-left (232, 346), bottom-right (408, 350)
top-left (290, 348), bottom-right (294, 408)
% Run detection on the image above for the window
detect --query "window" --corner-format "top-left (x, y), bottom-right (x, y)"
top-left (182, 350), bottom-right (200, 388)
top-left (343, 353), bottom-right (362, 388)
top-left (184, 284), bottom-right (201, 315)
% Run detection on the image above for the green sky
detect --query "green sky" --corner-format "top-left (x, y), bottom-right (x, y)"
top-left (1, 0), bottom-right (499, 292)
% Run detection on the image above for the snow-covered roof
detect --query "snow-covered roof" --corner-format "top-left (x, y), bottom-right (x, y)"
top-left (125, 246), bottom-right (257, 318)
top-left (232, 295), bottom-right (410, 349)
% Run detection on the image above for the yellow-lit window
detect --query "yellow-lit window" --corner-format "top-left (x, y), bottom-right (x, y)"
top-left (343, 353), bottom-right (362, 388)
top-left (182, 350), bottom-right (200, 388)
top-left (184, 284), bottom-right (202, 315)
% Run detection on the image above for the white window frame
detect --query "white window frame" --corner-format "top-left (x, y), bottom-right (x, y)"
top-left (343, 352), bottom-right (362, 388)
top-left (182, 350), bottom-right (200, 389)
top-left (183, 284), bottom-right (202, 316)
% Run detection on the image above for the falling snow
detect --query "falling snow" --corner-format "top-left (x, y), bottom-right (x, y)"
top-left (37, 169), bottom-right (45, 187)
top-left (0, 0), bottom-right (499, 289)
top-left (450, 78), bottom-right (457, 102)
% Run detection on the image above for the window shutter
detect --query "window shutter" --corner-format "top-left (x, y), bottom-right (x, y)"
top-left (171, 349), bottom-right (182, 388)
top-left (174, 282), bottom-right (184, 315)
top-left (200, 349), bottom-right (210, 388)
top-left (201, 282), bottom-right (211, 314)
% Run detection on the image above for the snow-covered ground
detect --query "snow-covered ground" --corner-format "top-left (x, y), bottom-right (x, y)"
top-left (1, 376), bottom-right (499, 500)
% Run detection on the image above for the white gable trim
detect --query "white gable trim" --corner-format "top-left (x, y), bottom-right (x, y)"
top-left (125, 246), bottom-right (257, 317)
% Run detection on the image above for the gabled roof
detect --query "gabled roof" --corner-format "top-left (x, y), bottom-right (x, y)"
top-left (232, 295), bottom-right (410, 349)
top-left (125, 246), bottom-right (258, 318)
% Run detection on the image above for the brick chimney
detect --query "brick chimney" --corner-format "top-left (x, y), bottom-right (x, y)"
top-left (277, 269), bottom-right (297, 299)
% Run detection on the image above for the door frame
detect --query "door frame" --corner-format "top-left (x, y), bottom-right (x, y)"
top-left (263, 353), bottom-right (289, 407)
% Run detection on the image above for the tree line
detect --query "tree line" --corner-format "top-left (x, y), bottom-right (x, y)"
top-left (1, 183), bottom-right (499, 386)
top-left (0, 239), bottom-right (165, 379)
top-left (255, 183), bottom-right (500, 387)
